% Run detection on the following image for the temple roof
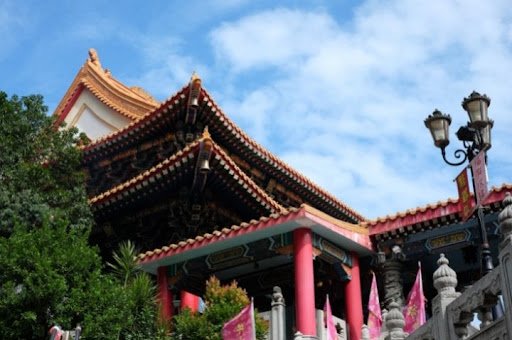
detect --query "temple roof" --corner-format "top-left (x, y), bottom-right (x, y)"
top-left (136, 204), bottom-right (372, 274)
top-left (365, 183), bottom-right (512, 239)
top-left (53, 48), bottom-right (159, 125)
top-left (80, 77), bottom-right (364, 223)
top-left (88, 133), bottom-right (286, 215)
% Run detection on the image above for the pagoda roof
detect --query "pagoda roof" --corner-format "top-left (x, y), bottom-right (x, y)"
top-left (80, 77), bottom-right (364, 223)
top-left (53, 48), bottom-right (159, 125)
top-left (136, 204), bottom-right (372, 274)
top-left (365, 183), bottom-right (512, 239)
top-left (89, 134), bottom-right (285, 215)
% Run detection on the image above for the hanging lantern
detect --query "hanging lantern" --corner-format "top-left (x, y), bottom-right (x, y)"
top-left (424, 110), bottom-right (452, 148)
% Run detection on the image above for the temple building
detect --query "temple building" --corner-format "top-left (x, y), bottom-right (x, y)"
top-left (54, 49), bottom-right (511, 339)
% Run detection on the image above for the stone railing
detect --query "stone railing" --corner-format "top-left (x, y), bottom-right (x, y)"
top-left (406, 193), bottom-right (512, 340)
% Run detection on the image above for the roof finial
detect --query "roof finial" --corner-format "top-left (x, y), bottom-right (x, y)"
top-left (190, 71), bottom-right (201, 83)
top-left (88, 48), bottom-right (101, 68)
top-left (202, 126), bottom-right (211, 140)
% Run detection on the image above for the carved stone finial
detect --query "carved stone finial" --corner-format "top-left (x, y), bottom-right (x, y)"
top-left (385, 301), bottom-right (407, 339)
top-left (385, 302), bottom-right (405, 330)
top-left (88, 48), bottom-right (101, 67)
top-left (361, 324), bottom-right (370, 340)
top-left (381, 308), bottom-right (389, 332)
top-left (433, 253), bottom-right (458, 294)
top-left (498, 193), bottom-right (512, 244)
top-left (202, 126), bottom-right (211, 140)
top-left (272, 286), bottom-right (285, 305)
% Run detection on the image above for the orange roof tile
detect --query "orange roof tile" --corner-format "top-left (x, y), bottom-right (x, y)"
top-left (53, 48), bottom-right (159, 125)
top-left (136, 204), bottom-right (371, 266)
top-left (81, 78), bottom-right (364, 222)
top-left (366, 183), bottom-right (512, 236)
top-left (201, 88), bottom-right (364, 222)
top-left (88, 135), bottom-right (286, 214)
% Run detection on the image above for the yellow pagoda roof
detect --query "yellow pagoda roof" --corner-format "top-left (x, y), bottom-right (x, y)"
top-left (53, 48), bottom-right (159, 124)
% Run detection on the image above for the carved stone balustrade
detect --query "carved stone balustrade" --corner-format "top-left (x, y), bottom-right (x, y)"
top-left (406, 194), bottom-right (512, 340)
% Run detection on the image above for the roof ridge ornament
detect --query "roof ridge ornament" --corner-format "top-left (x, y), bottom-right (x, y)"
top-left (88, 48), bottom-right (101, 68)
top-left (202, 126), bottom-right (211, 140)
top-left (185, 71), bottom-right (202, 124)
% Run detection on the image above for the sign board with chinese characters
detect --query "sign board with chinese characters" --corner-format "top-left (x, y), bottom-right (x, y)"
top-left (470, 150), bottom-right (489, 206)
top-left (425, 229), bottom-right (471, 252)
top-left (455, 168), bottom-right (474, 221)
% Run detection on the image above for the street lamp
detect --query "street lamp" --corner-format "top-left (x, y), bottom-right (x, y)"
top-left (424, 91), bottom-right (494, 276)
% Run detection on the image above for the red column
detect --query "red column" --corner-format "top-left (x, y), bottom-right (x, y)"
top-left (293, 228), bottom-right (316, 336)
top-left (345, 252), bottom-right (363, 340)
top-left (157, 266), bottom-right (173, 322)
top-left (180, 291), bottom-right (199, 312)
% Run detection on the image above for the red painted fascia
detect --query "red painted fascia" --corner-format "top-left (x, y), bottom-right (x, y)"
top-left (54, 84), bottom-right (84, 127)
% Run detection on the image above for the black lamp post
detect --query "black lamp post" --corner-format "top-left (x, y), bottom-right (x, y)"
top-left (424, 91), bottom-right (494, 276)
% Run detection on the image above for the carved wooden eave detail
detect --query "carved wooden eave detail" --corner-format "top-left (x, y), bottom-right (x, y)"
top-left (53, 48), bottom-right (159, 126)
top-left (80, 78), bottom-right (363, 223)
top-left (88, 136), bottom-right (285, 217)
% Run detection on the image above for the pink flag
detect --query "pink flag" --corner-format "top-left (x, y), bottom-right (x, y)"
top-left (222, 299), bottom-right (256, 340)
top-left (324, 295), bottom-right (337, 340)
top-left (367, 272), bottom-right (382, 340)
top-left (404, 262), bottom-right (426, 334)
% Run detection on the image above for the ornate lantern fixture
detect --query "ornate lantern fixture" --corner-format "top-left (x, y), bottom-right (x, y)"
top-left (424, 110), bottom-right (452, 149)
top-left (424, 91), bottom-right (495, 278)
top-left (462, 91), bottom-right (491, 128)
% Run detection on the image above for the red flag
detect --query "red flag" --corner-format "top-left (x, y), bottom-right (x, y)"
top-left (222, 299), bottom-right (256, 340)
top-left (455, 167), bottom-right (474, 221)
top-left (367, 272), bottom-right (382, 340)
top-left (323, 294), bottom-right (337, 340)
top-left (404, 263), bottom-right (426, 333)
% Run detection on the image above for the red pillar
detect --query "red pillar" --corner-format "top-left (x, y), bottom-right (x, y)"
top-left (180, 291), bottom-right (199, 312)
top-left (293, 228), bottom-right (316, 336)
top-left (157, 266), bottom-right (173, 322)
top-left (345, 252), bottom-right (363, 340)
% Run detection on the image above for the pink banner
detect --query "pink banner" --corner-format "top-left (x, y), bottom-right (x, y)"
top-left (324, 295), bottom-right (337, 340)
top-left (367, 272), bottom-right (382, 340)
top-left (470, 150), bottom-right (488, 206)
top-left (222, 300), bottom-right (255, 340)
top-left (404, 263), bottom-right (426, 334)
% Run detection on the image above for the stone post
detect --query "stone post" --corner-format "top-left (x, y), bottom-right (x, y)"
top-left (498, 193), bottom-right (512, 336)
top-left (361, 324), bottom-right (370, 340)
top-left (270, 286), bottom-right (286, 340)
top-left (432, 253), bottom-right (460, 340)
top-left (384, 301), bottom-right (407, 340)
top-left (379, 309), bottom-right (389, 340)
top-left (378, 248), bottom-right (405, 310)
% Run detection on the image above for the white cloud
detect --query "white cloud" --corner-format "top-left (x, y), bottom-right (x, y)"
top-left (118, 34), bottom-right (210, 100)
top-left (210, 9), bottom-right (340, 72)
top-left (209, 1), bottom-right (512, 218)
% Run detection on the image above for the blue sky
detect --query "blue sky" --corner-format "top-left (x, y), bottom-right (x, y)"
top-left (2, 0), bottom-right (512, 219)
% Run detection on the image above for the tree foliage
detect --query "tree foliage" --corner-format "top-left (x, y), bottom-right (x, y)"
top-left (0, 91), bottom-right (131, 339)
top-left (172, 277), bottom-right (268, 340)
top-left (108, 241), bottom-right (168, 340)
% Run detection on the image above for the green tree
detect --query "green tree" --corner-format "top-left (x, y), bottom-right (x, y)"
top-left (172, 277), bottom-right (268, 340)
top-left (0, 92), bottom-right (130, 339)
top-left (108, 241), bottom-right (168, 340)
